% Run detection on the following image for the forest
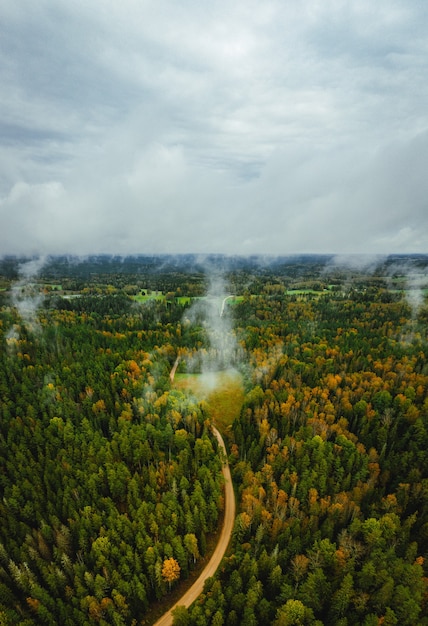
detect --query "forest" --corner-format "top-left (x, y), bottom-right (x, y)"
top-left (0, 254), bottom-right (427, 625)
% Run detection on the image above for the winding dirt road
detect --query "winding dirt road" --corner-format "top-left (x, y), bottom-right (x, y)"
top-left (153, 426), bottom-right (235, 626)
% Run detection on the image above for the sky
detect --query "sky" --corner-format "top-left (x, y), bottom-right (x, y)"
top-left (1, 0), bottom-right (428, 257)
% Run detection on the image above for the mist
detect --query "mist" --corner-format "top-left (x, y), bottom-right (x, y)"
top-left (385, 260), bottom-right (428, 319)
top-left (326, 254), bottom-right (387, 275)
top-left (183, 264), bottom-right (240, 379)
top-left (10, 255), bottom-right (48, 333)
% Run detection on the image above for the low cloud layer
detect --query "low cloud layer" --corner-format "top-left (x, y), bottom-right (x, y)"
top-left (1, 1), bottom-right (428, 256)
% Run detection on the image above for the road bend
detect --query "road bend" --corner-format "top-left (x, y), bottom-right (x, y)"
top-left (153, 426), bottom-right (235, 626)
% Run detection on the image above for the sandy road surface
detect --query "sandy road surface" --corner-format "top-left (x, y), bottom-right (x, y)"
top-left (153, 426), bottom-right (235, 626)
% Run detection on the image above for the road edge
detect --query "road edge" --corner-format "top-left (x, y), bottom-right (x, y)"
top-left (153, 426), bottom-right (235, 626)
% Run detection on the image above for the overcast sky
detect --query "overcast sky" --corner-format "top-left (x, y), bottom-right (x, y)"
top-left (1, 0), bottom-right (428, 256)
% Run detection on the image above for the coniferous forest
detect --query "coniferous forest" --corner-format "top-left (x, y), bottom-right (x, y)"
top-left (0, 254), bottom-right (427, 625)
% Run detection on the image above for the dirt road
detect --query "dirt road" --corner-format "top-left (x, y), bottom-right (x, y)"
top-left (153, 426), bottom-right (235, 626)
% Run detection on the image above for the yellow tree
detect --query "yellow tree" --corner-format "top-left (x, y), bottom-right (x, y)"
top-left (162, 558), bottom-right (180, 589)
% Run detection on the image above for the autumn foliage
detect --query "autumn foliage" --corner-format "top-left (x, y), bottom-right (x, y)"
top-left (0, 258), bottom-right (427, 625)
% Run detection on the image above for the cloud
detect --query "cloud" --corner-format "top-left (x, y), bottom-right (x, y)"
top-left (1, 1), bottom-right (428, 255)
top-left (326, 254), bottom-right (386, 274)
top-left (184, 261), bottom-right (239, 374)
top-left (383, 257), bottom-right (428, 319)
top-left (10, 255), bottom-right (48, 332)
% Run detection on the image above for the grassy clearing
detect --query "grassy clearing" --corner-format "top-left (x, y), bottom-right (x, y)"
top-left (132, 292), bottom-right (243, 307)
top-left (225, 296), bottom-right (244, 303)
top-left (41, 284), bottom-right (63, 291)
top-left (174, 369), bottom-right (245, 432)
top-left (133, 292), bottom-right (204, 304)
top-left (176, 296), bottom-right (192, 305)
top-left (132, 292), bottom-right (164, 303)
top-left (285, 289), bottom-right (328, 295)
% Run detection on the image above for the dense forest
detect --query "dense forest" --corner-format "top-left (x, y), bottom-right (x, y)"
top-left (182, 290), bottom-right (428, 626)
top-left (0, 295), bottom-right (224, 624)
top-left (0, 255), bottom-right (427, 625)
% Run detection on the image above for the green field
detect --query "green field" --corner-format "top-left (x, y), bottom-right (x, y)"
top-left (132, 293), bottom-right (243, 308)
top-left (174, 369), bottom-right (245, 432)
top-left (43, 283), bottom-right (63, 291)
top-left (132, 290), bottom-right (165, 302)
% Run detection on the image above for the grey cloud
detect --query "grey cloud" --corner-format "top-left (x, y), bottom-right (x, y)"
top-left (1, 0), bottom-right (428, 256)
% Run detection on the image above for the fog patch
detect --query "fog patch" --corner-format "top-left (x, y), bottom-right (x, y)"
top-left (326, 254), bottom-right (386, 274)
top-left (387, 260), bottom-right (428, 318)
top-left (183, 263), bottom-right (239, 374)
top-left (10, 255), bottom-right (48, 333)
top-left (5, 325), bottom-right (21, 356)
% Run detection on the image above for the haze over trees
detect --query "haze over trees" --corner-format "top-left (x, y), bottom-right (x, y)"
top-left (0, 254), bottom-right (427, 625)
